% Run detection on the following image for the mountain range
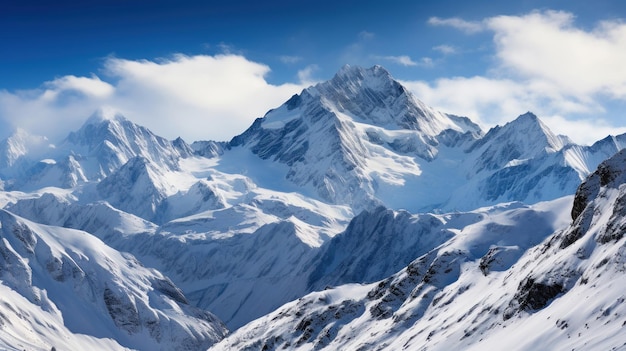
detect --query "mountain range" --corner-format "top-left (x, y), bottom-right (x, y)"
top-left (0, 65), bottom-right (625, 350)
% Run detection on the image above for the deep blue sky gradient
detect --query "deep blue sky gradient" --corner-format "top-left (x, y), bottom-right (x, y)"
top-left (4, 0), bottom-right (624, 88)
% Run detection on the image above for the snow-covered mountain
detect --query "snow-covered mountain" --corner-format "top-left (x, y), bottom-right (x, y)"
top-left (0, 209), bottom-right (226, 351)
top-left (230, 65), bottom-right (483, 211)
top-left (1, 64), bottom-right (626, 349)
top-left (60, 107), bottom-right (184, 177)
top-left (211, 149), bottom-right (626, 351)
top-left (228, 66), bottom-right (626, 213)
top-left (3, 108), bottom-right (188, 192)
top-left (0, 128), bottom-right (50, 170)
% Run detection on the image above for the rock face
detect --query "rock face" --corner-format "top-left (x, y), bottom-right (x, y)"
top-left (96, 156), bottom-right (171, 223)
top-left (229, 66), bottom-right (626, 214)
top-left (306, 207), bottom-right (456, 291)
top-left (571, 148), bottom-right (626, 221)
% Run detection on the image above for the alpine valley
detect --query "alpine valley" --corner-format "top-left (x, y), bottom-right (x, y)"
top-left (1, 65), bottom-right (625, 350)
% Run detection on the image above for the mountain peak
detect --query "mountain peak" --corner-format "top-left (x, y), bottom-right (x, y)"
top-left (60, 109), bottom-right (182, 180)
top-left (0, 128), bottom-right (50, 169)
top-left (321, 65), bottom-right (398, 99)
top-left (85, 106), bottom-right (127, 126)
top-left (304, 65), bottom-right (477, 136)
top-left (477, 112), bottom-right (564, 154)
top-left (517, 111), bottom-right (538, 121)
top-left (229, 64), bottom-right (482, 210)
top-left (334, 64), bottom-right (392, 80)
top-left (508, 112), bottom-right (564, 150)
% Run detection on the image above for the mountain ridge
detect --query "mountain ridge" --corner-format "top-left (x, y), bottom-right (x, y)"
top-left (0, 64), bottom-right (625, 348)
top-left (212, 150), bottom-right (626, 350)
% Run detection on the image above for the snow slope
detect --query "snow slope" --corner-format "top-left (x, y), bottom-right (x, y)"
top-left (211, 149), bottom-right (626, 350)
top-left (0, 209), bottom-right (227, 350)
top-left (6, 156), bottom-right (354, 329)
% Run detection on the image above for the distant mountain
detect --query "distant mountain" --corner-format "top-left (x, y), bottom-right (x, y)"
top-left (1, 64), bottom-right (626, 348)
top-left (0, 128), bottom-right (49, 169)
top-left (2, 108), bottom-right (187, 191)
top-left (61, 108), bottom-right (184, 177)
top-left (211, 149), bottom-right (626, 350)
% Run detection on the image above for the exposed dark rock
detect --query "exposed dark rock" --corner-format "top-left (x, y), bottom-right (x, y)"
top-left (286, 93), bottom-right (302, 110)
top-left (572, 148), bottom-right (626, 221)
top-left (598, 187), bottom-right (626, 244)
top-left (190, 140), bottom-right (227, 158)
top-left (103, 287), bottom-right (140, 334)
top-left (504, 277), bottom-right (563, 320)
top-left (152, 277), bottom-right (189, 305)
top-left (294, 299), bottom-right (364, 346)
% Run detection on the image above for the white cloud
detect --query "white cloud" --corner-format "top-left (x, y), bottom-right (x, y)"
top-left (433, 44), bottom-right (457, 55)
top-left (379, 55), bottom-right (433, 67)
top-left (542, 115), bottom-right (626, 145)
top-left (358, 31), bottom-right (375, 40)
top-left (381, 55), bottom-right (418, 66)
top-left (412, 10), bottom-right (626, 145)
top-left (297, 64), bottom-right (320, 86)
top-left (401, 76), bottom-right (532, 126)
top-left (279, 55), bottom-right (302, 64)
top-left (45, 75), bottom-right (115, 99)
top-left (401, 75), bottom-right (623, 145)
top-left (486, 10), bottom-right (626, 100)
top-left (428, 16), bottom-right (485, 34)
top-left (0, 54), bottom-right (307, 142)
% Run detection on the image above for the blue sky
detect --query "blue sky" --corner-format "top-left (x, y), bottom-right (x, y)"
top-left (2, 0), bottom-right (626, 144)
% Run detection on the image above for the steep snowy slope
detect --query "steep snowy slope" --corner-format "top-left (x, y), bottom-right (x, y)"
top-left (60, 107), bottom-right (184, 177)
top-left (6, 156), bottom-right (354, 329)
top-left (0, 209), bottom-right (227, 350)
top-left (444, 113), bottom-right (579, 210)
top-left (211, 149), bottom-right (626, 351)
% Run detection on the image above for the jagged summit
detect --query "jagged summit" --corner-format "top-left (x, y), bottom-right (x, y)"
top-left (475, 112), bottom-right (564, 151)
top-left (301, 65), bottom-right (480, 135)
top-left (467, 112), bottom-right (566, 174)
top-left (506, 111), bottom-right (565, 151)
top-left (571, 148), bottom-right (626, 221)
top-left (258, 65), bottom-right (481, 137)
top-left (60, 109), bottom-right (183, 179)
top-left (229, 65), bottom-right (484, 210)
top-left (322, 64), bottom-right (398, 99)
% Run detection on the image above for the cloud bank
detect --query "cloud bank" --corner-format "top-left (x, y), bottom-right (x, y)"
top-left (416, 10), bottom-right (626, 144)
top-left (0, 54), bottom-right (306, 143)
